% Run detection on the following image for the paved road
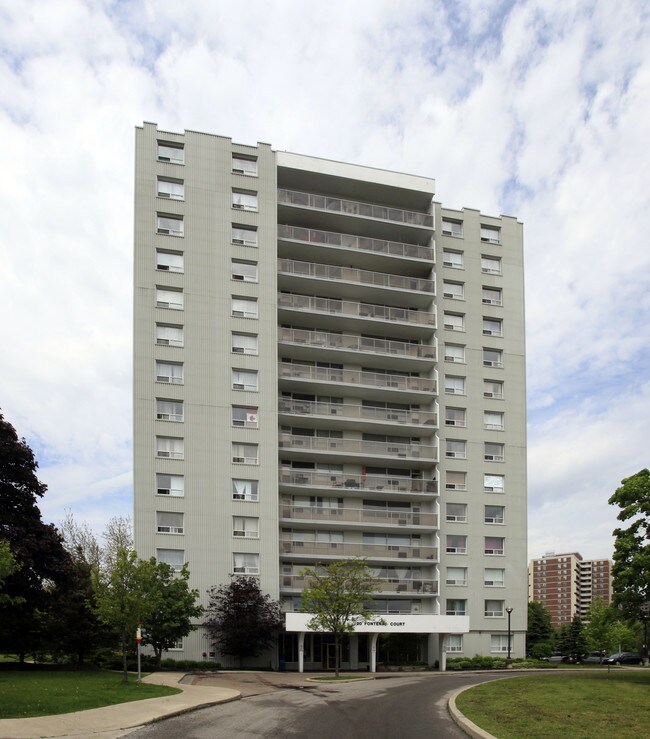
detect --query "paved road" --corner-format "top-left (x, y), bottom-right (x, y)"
top-left (130, 672), bottom-right (510, 739)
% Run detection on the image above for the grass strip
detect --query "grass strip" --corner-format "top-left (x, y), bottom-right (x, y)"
top-left (456, 671), bottom-right (650, 739)
top-left (0, 670), bottom-right (180, 719)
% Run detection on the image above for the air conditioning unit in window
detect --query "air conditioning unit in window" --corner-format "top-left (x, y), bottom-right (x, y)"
top-left (484, 392), bottom-right (494, 398)
top-left (232, 347), bottom-right (244, 353)
top-left (157, 488), bottom-right (170, 495)
top-left (445, 419), bottom-right (457, 425)
top-left (233, 456), bottom-right (245, 463)
top-left (233, 383), bottom-right (245, 390)
top-left (232, 274), bottom-right (244, 281)
top-left (157, 451), bottom-right (170, 457)
top-left (484, 360), bottom-right (495, 367)
top-left (157, 264), bottom-right (170, 271)
top-left (233, 530), bottom-right (245, 537)
top-left (158, 191), bottom-right (171, 198)
top-left (443, 261), bottom-right (454, 267)
top-left (156, 375), bottom-right (170, 382)
top-left (232, 310), bottom-right (245, 317)
top-left (232, 168), bottom-right (245, 174)
top-left (485, 454), bottom-right (495, 461)
top-left (446, 451), bottom-right (459, 457)
top-left (444, 324), bottom-right (455, 330)
top-left (442, 229), bottom-right (453, 236)
top-left (443, 293), bottom-right (454, 299)
top-left (446, 483), bottom-right (457, 489)
top-left (233, 203), bottom-right (244, 209)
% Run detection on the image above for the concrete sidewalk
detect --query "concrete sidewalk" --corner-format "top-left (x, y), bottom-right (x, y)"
top-left (0, 672), bottom-right (241, 739)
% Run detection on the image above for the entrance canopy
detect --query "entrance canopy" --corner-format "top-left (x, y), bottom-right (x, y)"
top-left (285, 613), bottom-right (469, 634)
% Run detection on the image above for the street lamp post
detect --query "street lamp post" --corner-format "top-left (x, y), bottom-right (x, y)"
top-left (506, 607), bottom-right (513, 667)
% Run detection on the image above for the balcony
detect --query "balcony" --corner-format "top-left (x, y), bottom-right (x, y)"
top-left (279, 470), bottom-right (438, 498)
top-left (278, 189), bottom-right (433, 227)
top-left (277, 224), bottom-right (433, 270)
top-left (280, 574), bottom-right (438, 595)
top-left (279, 504), bottom-right (437, 529)
top-left (278, 328), bottom-right (436, 371)
top-left (278, 397), bottom-right (437, 432)
top-left (277, 293), bottom-right (435, 339)
top-left (279, 539), bottom-right (438, 561)
top-left (278, 259), bottom-right (434, 307)
top-left (278, 362), bottom-right (437, 401)
top-left (278, 434), bottom-right (437, 464)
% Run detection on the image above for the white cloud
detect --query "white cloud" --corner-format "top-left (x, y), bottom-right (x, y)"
top-left (1, 0), bottom-right (649, 561)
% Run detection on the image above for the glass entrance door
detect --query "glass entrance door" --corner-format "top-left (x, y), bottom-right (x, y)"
top-left (324, 643), bottom-right (338, 670)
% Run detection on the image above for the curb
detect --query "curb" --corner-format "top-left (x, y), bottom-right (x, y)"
top-left (136, 692), bottom-right (242, 727)
top-left (447, 684), bottom-right (498, 739)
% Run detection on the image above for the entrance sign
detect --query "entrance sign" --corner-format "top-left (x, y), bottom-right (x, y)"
top-left (286, 613), bottom-right (469, 633)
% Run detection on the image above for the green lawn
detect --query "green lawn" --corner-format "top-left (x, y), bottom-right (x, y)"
top-left (0, 671), bottom-right (181, 719)
top-left (456, 671), bottom-right (650, 739)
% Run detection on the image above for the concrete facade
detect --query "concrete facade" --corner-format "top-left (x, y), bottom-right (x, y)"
top-left (133, 123), bottom-right (528, 667)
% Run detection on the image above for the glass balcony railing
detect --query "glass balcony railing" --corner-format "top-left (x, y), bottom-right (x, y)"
top-left (278, 434), bottom-right (437, 461)
top-left (277, 293), bottom-right (435, 327)
top-left (278, 189), bottom-right (433, 227)
top-left (278, 224), bottom-right (433, 260)
top-left (278, 328), bottom-right (436, 361)
top-left (279, 504), bottom-right (437, 528)
top-left (280, 574), bottom-right (438, 594)
top-left (278, 398), bottom-right (437, 427)
top-left (278, 362), bottom-right (437, 394)
top-left (279, 539), bottom-right (438, 560)
top-left (278, 258), bottom-right (434, 294)
top-left (279, 470), bottom-right (438, 494)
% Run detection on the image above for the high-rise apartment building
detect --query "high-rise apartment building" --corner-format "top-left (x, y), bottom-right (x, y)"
top-left (529, 552), bottom-right (613, 626)
top-left (133, 122), bottom-right (527, 669)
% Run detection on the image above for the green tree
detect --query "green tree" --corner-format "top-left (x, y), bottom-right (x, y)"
top-left (526, 601), bottom-right (554, 657)
top-left (0, 412), bottom-right (74, 661)
top-left (299, 559), bottom-right (381, 676)
top-left (96, 548), bottom-right (148, 681)
top-left (0, 540), bottom-right (20, 605)
top-left (557, 615), bottom-right (587, 662)
top-left (609, 469), bottom-right (650, 660)
top-left (140, 560), bottom-right (203, 669)
top-left (204, 576), bottom-right (283, 667)
top-left (583, 597), bottom-right (636, 656)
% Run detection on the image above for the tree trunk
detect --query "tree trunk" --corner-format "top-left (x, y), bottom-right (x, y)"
top-left (121, 634), bottom-right (128, 682)
top-left (155, 647), bottom-right (162, 670)
top-left (335, 633), bottom-right (340, 677)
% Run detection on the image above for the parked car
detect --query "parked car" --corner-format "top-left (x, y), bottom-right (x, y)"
top-left (601, 652), bottom-right (643, 665)
top-left (582, 651), bottom-right (606, 664)
top-left (548, 652), bottom-right (568, 663)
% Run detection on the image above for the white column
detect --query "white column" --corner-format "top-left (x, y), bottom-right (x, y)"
top-left (370, 633), bottom-right (379, 673)
top-left (298, 632), bottom-right (305, 673)
top-left (439, 634), bottom-right (447, 671)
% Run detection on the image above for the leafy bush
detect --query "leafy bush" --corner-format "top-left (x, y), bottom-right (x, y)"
top-left (446, 655), bottom-right (552, 670)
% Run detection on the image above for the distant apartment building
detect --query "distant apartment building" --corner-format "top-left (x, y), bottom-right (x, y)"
top-left (133, 122), bottom-right (528, 669)
top-left (528, 552), bottom-right (612, 626)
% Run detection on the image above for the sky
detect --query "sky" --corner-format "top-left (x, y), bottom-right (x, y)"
top-left (1, 0), bottom-right (649, 560)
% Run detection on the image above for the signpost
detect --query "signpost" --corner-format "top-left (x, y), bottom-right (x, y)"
top-left (136, 624), bottom-right (142, 682)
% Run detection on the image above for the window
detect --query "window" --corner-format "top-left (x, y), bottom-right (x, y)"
top-left (485, 505), bottom-right (505, 524)
top-left (490, 634), bottom-right (509, 652)
top-left (156, 473), bottom-right (184, 497)
top-left (443, 313), bottom-right (465, 331)
top-left (483, 318), bottom-right (503, 337)
top-left (444, 376), bottom-right (466, 395)
top-left (232, 333), bottom-right (258, 355)
top-left (482, 287), bottom-right (502, 306)
top-left (156, 361), bottom-right (183, 384)
top-left (156, 324), bottom-right (183, 349)
top-left (232, 406), bottom-right (259, 428)
top-left (481, 255), bottom-right (501, 274)
top-left (232, 225), bottom-right (258, 247)
top-left (156, 250), bottom-right (184, 272)
top-left (157, 178), bottom-right (184, 200)
top-left (156, 436), bottom-right (184, 460)
top-left (157, 548), bottom-right (184, 570)
top-left (233, 552), bottom-right (259, 574)
top-left (157, 214), bottom-right (184, 236)
top-left (446, 471), bottom-right (467, 491)
top-left (445, 440), bottom-right (466, 459)
top-left (232, 369), bottom-right (258, 391)
top-left (232, 155), bottom-right (258, 176)
top-left (484, 442), bottom-right (504, 462)
top-left (156, 511), bottom-right (184, 534)
top-left (445, 407), bottom-right (466, 427)
top-left (485, 600), bottom-right (504, 617)
top-left (485, 568), bottom-right (505, 587)
top-left (484, 380), bottom-right (503, 399)
top-left (442, 250), bottom-right (463, 269)
top-left (156, 399), bottom-right (184, 422)
top-left (446, 535), bottom-right (467, 554)
top-left (231, 297), bottom-right (258, 319)
top-left (166, 639), bottom-right (183, 651)
top-left (485, 536), bottom-right (505, 555)
top-left (481, 225), bottom-right (500, 244)
top-left (484, 411), bottom-right (504, 431)
top-left (442, 219), bottom-right (463, 238)
top-left (232, 190), bottom-right (258, 211)
top-left (443, 281), bottom-right (464, 300)
top-left (156, 287), bottom-right (183, 310)
top-left (444, 344), bottom-right (465, 363)
top-left (231, 260), bottom-right (258, 282)
top-left (157, 142), bottom-right (184, 164)
top-left (233, 516), bottom-right (259, 538)
top-left (232, 443), bottom-right (258, 464)
top-left (483, 348), bottom-right (503, 368)
top-left (232, 479), bottom-right (259, 501)
top-left (446, 503), bottom-right (467, 522)
top-left (446, 599), bottom-right (466, 616)
top-left (446, 567), bottom-right (467, 586)
top-left (444, 634), bottom-right (463, 652)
